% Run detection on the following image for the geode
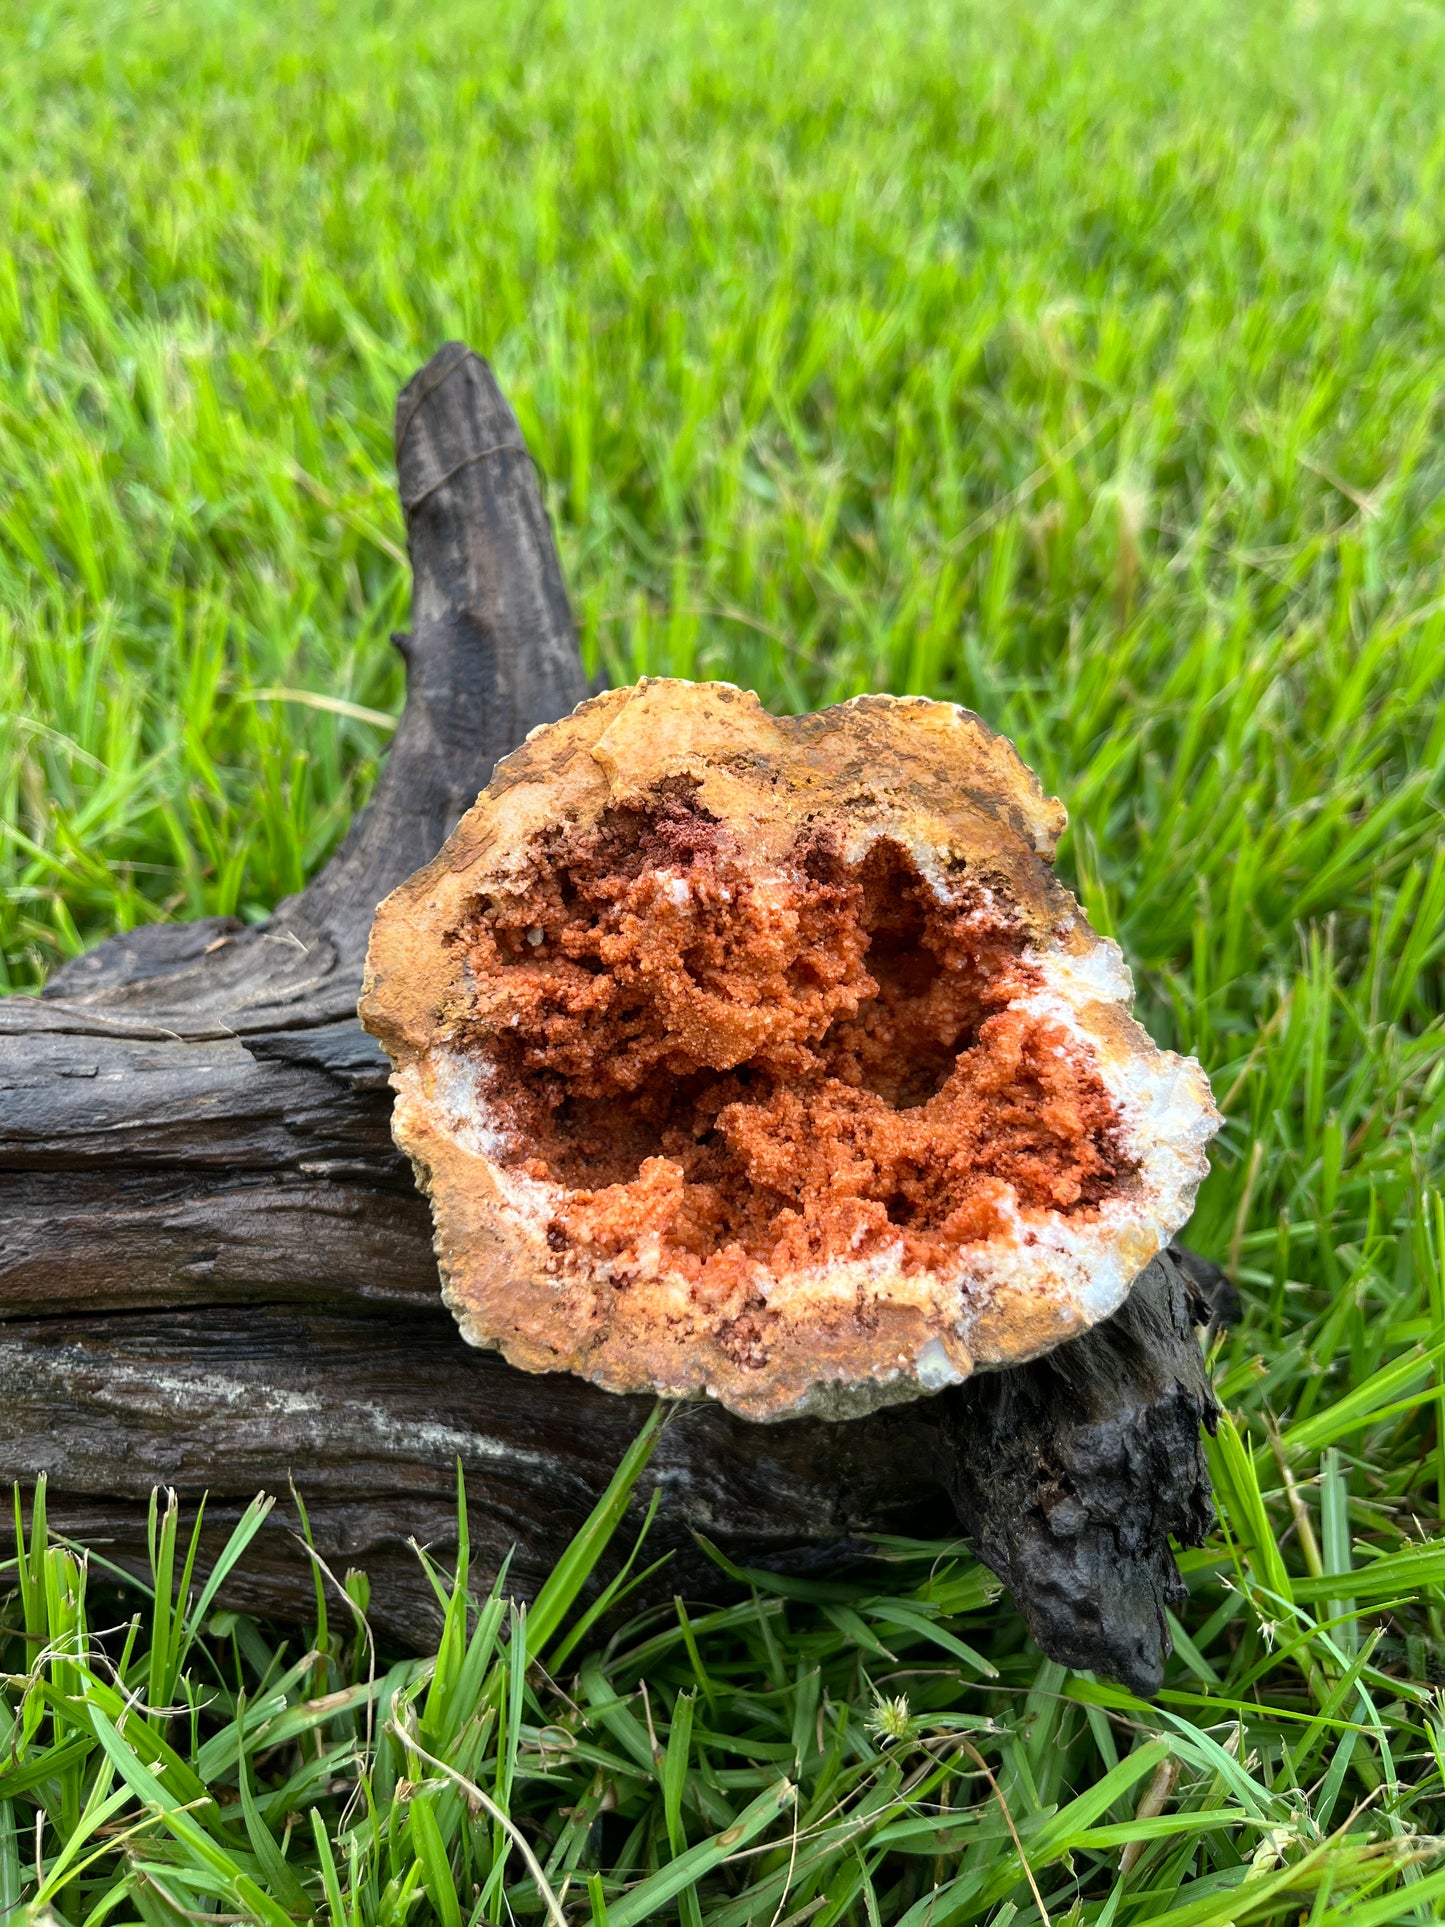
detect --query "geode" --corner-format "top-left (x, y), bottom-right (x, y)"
top-left (360, 679), bottom-right (1219, 1422)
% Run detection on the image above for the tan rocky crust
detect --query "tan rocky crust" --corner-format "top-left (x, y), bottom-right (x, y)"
top-left (360, 679), bottom-right (1220, 1421)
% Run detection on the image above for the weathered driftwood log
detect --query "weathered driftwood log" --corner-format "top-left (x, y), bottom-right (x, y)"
top-left (0, 344), bottom-right (1222, 1694)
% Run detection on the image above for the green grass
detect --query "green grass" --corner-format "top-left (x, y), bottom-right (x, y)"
top-left (4, 0), bottom-right (1445, 1919)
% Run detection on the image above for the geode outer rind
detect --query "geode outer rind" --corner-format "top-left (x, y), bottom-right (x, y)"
top-left (360, 679), bottom-right (1219, 1422)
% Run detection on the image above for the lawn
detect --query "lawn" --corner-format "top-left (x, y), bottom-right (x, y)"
top-left (4, 0), bottom-right (1445, 1920)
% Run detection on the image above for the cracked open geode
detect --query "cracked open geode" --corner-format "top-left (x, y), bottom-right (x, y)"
top-left (360, 679), bottom-right (1220, 1422)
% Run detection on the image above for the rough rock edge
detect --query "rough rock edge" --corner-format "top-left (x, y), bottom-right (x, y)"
top-left (362, 677), bottom-right (1222, 1422)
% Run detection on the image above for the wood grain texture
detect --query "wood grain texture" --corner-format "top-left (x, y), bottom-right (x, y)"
top-left (0, 345), bottom-right (1219, 1695)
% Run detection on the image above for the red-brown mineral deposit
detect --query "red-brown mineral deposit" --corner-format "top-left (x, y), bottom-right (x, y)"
top-left (361, 679), bottom-right (1219, 1421)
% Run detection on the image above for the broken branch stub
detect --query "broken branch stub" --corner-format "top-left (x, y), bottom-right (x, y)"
top-left (361, 677), bottom-right (1220, 1422)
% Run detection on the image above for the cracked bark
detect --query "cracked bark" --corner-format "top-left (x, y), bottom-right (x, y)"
top-left (0, 344), bottom-right (1220, 1695)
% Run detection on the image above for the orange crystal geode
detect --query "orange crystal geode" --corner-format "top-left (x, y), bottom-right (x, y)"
top-left (360, 680), bottom-right (1219, 1421)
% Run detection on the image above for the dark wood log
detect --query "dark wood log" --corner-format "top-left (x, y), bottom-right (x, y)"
top-left (0, 344), bottom-right (1219, 1696)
